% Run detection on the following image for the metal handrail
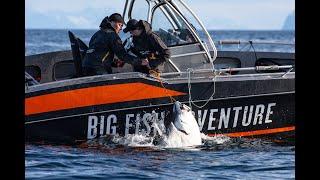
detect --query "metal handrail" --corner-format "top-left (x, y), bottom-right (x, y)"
top-left (175, 0), bottom-right (218, 62)
top-left (160, 65), bottom-right (294, 76)
top-left (217, 40), bottom-right (295, 46)
top-left (164, 1), bottom-right (213, 64)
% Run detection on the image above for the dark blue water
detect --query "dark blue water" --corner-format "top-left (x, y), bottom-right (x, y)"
top-left (26, 137), bottom-right (295, 180)
top-left (25, 29), bottom-right (295, 180)
top-left (25, 29), bottom-right (295, 55)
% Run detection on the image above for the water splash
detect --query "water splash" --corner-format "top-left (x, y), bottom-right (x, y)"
top-left (81, 132), bottom-right (235, 151)
top-left (201, 133), bottom-right (231, 145)
top-left (111, 134), bottom-right (155, 147)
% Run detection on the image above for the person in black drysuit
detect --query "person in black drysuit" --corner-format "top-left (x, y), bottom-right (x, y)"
top-left (123, 19), bottom-right (171, 74)
top-left (82, 13), bottom-right (144, 76)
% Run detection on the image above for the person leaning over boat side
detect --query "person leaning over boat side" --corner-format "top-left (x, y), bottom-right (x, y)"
top-left (82, 13), bottom-right (145, 76)
top-left (123, 19), bottom-right (171, 74)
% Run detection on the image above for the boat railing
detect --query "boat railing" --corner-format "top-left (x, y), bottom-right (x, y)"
top-left (215, 40), bottom-right (295, 51)
top-left (160, 65), bottom-right (294, 77)
top-left (25, 71), bottom-right (40, 90)
top-left (173, 0), bottom-right (218, 61)
top-left (217, 40), bottom-right (295, 46)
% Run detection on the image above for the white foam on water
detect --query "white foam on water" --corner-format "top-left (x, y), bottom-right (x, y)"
top-left (111, 134), bottom-right (154, 147)
top-left (90, 132), bottom-right (232, 151)
top-left (200, 133), bottom-right (231, 144)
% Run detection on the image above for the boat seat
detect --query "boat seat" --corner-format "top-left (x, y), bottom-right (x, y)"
top-left (68, 31), bottom-right (88, 77)
top-left (77, 37), bottom-right (88, 60)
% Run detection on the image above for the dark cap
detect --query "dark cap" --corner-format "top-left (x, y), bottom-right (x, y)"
top-left (109, 13), bottom-right (125, 24)
top-left (123, 19), bottom-right (139, 33)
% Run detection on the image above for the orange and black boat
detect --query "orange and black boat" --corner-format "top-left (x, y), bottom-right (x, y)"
top-left (25, 0), bottom-right (295, 144)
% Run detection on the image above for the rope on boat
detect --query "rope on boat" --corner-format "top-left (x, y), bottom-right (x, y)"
top-left (249, 41), bottom-right (259, 62)
top-left (149, 68), bottom-right (217, 110)
top-left (149, 53), bottom-right (218, 109)
top-left (149, 70), bottom-right (176, 103)
top-left (187, 48), bottom-right (217, 110)
top-left (149, 61), bottom-right (293, 110)
top-left (187, 68), bottom-right (217, 110)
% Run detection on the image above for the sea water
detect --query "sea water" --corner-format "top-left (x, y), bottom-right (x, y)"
top-left (25, 29), bottom-right (295, 180)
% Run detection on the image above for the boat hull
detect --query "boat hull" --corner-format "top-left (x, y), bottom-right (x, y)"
top-left (25, 73), bottom-right (295, 144)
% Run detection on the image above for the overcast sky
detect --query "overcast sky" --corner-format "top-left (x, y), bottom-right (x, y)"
top-left (25, 0), bottom-right (295, 30)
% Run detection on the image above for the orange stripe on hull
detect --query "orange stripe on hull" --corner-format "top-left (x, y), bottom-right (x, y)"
top-left (25, 82), bottom-right (185, 115)
top-left (208, 126), bottom-right (295, 137)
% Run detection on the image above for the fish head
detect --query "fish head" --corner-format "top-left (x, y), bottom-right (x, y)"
top-left (172, 101), bottom-right (195, 135)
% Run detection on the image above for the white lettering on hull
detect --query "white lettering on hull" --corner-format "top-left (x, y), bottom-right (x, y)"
top-left (197, 109), bottom-right (207, 131)
top-left (86, 103), bottom-right (278, 139)
top-left (232, 107), bottom-right (242, 128)
top-left (87, 116), bottom-right (98, 139)
top-left (125, 114), bottom-right (134, 136)
top-left (242, 105), bottom-right (254, 127)
top-left (218, 108), bottom-right (231, 130)
top-left (99, 116), bottom-right (104, 136)
top-left (107, 115), bottom-right (117, 135)
top-left (265, 103), bottom-right (276, 123)
top-left (208, 109), bottom-right (218, 130)
top-left (87, 114), bottom-right (117, 139)
top-left (253, 104), bottom-right (265, 125)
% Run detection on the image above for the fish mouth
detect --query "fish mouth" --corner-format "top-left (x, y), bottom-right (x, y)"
top-left (181, 104), bottom-right (191, 111)
top-left (174, 101), bottom-right (191, 111)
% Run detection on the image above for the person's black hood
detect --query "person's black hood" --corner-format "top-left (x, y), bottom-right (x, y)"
top-left (138, 20), bottom-right (152, 35)
top-left (99, 16), bottom-right (114, 31)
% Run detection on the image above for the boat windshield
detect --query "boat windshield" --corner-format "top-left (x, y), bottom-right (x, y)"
top-left (170, 0), bottom-right (216, 54)
top-left (124, 0), bottom-right (216, 63)
top-left (127, 0), bottom-right (198, 47)
top-left (151, 3), bottom-right (198, 47)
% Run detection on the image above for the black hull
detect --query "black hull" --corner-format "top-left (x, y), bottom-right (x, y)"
top-left (25, 73), bottom-right (295, 144)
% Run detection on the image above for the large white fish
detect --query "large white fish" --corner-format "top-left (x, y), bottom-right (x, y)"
top-left (163, 101), bottom-right (202, 148)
